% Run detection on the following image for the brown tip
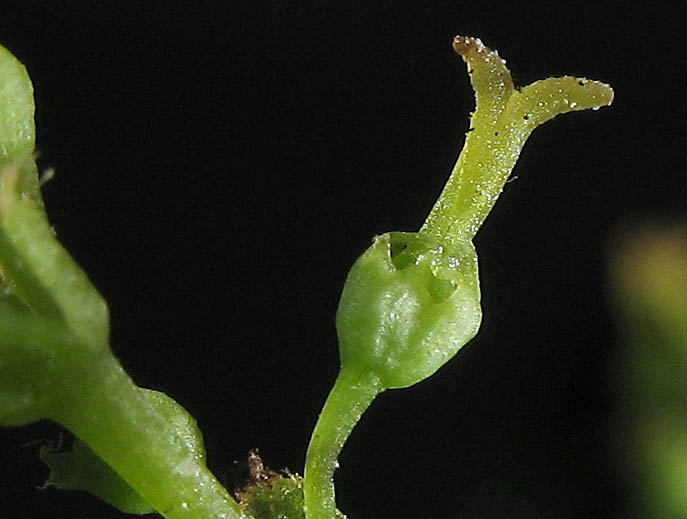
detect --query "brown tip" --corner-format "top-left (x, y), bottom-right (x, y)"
top-left (452, 36), bottom-right (486, 61)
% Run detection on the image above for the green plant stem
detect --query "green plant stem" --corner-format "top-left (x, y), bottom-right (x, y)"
top-left (49, 352), bottom-right (246, 519)
top-left (304, 368), bottom-right (382, 519)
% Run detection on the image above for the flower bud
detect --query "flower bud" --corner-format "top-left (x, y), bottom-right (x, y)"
top-left (336, 231), bottom-right (480, 389)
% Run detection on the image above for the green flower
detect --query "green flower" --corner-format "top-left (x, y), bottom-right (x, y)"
top-left (303, 36), bottom-right (613, 519)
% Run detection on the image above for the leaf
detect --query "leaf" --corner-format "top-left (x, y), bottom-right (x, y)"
top-left (39, 389), bottom-right (208, 515)
top-left (41, 438), bottom-right (154, 515)
top-left (0, 43), bottom-right (34, 166)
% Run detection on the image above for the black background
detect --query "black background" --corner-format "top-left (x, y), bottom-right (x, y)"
top-left (0, 2), bottom-right (685, 518)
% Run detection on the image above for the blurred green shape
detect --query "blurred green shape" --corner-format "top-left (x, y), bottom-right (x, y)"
top-left (612, 224), bottom-right (687, 518)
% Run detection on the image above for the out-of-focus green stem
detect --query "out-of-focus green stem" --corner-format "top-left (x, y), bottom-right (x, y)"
top-left (613, 224), bottom-right (687, 519)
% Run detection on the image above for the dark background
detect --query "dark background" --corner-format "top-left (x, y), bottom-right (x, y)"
top-left (0, 2), bottom-right (685, 518)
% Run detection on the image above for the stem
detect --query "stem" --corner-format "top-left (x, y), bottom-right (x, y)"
top-left (303, 368), bottom-right (382, 519)
top-left (0, 162), bottom-right (110, 349)
top-left (51, 353), bottom-right (246, 519)
top-left (419, 36), bottom-right (516, 247)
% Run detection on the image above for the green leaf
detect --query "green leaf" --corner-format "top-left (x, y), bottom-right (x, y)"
top-left (0, 44), bottom-right (34, 165)
top-left (39, 389), bottom-right (208, 516)
top-left (41, 438), bottom-right (154, 515)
